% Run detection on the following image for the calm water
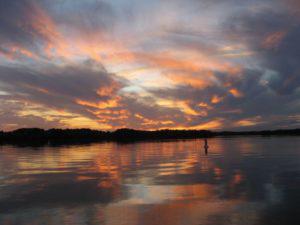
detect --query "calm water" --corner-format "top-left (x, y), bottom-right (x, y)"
top-left (0, 137), bottom-right (299, 225)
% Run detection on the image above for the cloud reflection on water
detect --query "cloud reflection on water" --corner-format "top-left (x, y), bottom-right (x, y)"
top-left (0, 137), bottom-right (299, 225)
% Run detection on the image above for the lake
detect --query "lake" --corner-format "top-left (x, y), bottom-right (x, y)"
top-left (0, 137), bottom-right (299, 225)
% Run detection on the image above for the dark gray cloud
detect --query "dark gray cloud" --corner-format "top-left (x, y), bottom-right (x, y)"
top-left (42, 0), bottom-right (116, 35)
top-left (0, 0), bottom-right (52, 56)
top-left (223, 7), bottom-right (300, 95)
top-left (0, 0), bottom-right (35, 43)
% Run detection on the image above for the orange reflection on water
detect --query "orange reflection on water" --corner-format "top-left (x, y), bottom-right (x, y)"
top-left (232, 170), bottom-right (245, 185)
top-left (214, 167), bottom-right (223, 180)
top-left (105, 198), bottom-right (245, 225)
top-left (2, 138), bottom-right (281, 225)
top-left (1, 137), bottom-right (298, 225)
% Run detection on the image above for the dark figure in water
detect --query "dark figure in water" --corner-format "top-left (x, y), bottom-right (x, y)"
top-left (204, 138), bottom-right (209, 155)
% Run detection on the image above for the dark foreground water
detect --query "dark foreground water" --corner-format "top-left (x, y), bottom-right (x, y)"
top-left (0, 137), bottom-right (299, 225)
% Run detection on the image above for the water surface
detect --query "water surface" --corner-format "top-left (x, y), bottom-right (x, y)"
top-left (0, 137), bottom-right (299, 225)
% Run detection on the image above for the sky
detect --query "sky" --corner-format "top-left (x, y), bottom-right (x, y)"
top-left (0, 0), bottom-right (300, 131)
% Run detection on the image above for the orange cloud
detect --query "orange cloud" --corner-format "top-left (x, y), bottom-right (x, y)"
top-left (0, 44), bottom-right (38, 60)
top-left (198, 102), bottom-right (213, 110)
top-left (8, 1), bottom-right (131, 65)
top-left (262, 31), bottom-right (287, 49)
top-left (27, 2), bottom-right (72, 59)
top-left (192, 119), bottom-right (224, 130)
top-left (198, 102), bottom-right (209, 107)
top-left (235, 116), bottom-right (262, 127)
top-left (134, 113), bottom-right (174, 127)
top-left (211, 95), bottom-right (223, 104)
top-left (61, 116), bottom-right (112, 130)
top-left (97, 83), bottom-right (121, 97)
top-left (164, 71), bottom-right (214, 89)
top-left (156, 99), bottom-right (206, 116)
top-left (76, 98), bottom-right (121, 109)
top-left (130, 51), bottom-right (241, 76)
top-left (229, 88), bottom-right (244, 98)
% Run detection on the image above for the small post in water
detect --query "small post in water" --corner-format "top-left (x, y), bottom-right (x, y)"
top-left (204, 138), bottom-right (209, 155)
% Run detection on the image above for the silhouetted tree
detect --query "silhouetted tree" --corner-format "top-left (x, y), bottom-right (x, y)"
top-left (0, 128), bottom-right (299, 146)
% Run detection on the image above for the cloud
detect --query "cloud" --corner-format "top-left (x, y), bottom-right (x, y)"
top-left (0, 0), bottom-right (299, 130)
top-left (223, 6), bottom-right (300, 95)
top-left (0, 98), bottom-right (63, 130)
top-left (0, 0), bottom-right (66, 60)
top-left (147, 64), bottom-right (300, 130)
top-left (44, 0), bottom-right (115, 33)
top-left (0, 60), bottom-right (126, 129)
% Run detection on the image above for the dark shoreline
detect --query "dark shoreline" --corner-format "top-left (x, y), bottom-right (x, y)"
top-left (0, 128), bottom-right (300, 147)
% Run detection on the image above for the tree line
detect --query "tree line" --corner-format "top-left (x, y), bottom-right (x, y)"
top-left (0, 128), bottom-right (299, 146)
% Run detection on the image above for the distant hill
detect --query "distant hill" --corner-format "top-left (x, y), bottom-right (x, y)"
top-left (0, 128), bottom-right (299, 146)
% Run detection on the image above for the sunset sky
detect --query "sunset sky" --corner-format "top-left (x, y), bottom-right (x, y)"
top-left (0, 0), bottom-right (300, 131)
